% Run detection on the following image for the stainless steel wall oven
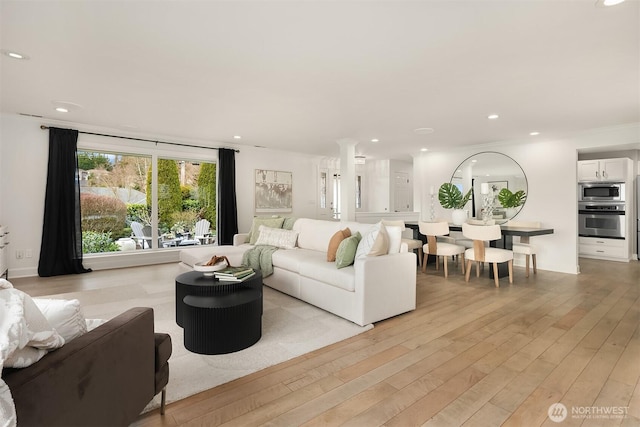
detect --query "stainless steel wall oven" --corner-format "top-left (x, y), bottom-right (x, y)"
top-left (578, 202), bottom-right (626, 239)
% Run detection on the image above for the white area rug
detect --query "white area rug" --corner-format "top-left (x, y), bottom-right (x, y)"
top-left (23, 265), bottom-right (372, 412)
top-left (145, 286), bottom-right (373, 411)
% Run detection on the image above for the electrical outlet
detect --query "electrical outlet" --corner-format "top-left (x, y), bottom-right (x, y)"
top-left (25, 249), bottom-right (32, 258)
top-left (16, 250), bottom-right (24, 259)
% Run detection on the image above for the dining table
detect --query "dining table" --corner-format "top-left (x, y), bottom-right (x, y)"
top-left (405, 222), bottom-right (554, 249)
top-left (405, 221), bottom-right (554, 277)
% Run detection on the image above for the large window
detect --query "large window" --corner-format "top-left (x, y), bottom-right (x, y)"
top-left (79, 150), bottom-right (216, 254)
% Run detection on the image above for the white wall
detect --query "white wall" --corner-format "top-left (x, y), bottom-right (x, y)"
top-left (0, 114), bottom-right (324, 277)
top-left (365, 159), bottom-right (390, 212)
top-left (3, 112), bottom-right (637, 277)
top-left (413, 123), bottom-right (640, 275)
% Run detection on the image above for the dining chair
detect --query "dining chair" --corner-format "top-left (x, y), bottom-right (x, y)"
top-left (507, 220), bottom-right (541, 277)
top-left (461, 223), bottom-right (513, 287)
top-left (454, 218), bottom-right (495, 249)
top-left (418, 221), bottom-right (465, 277)
top-left (383, 220), bottom-right (424, 267)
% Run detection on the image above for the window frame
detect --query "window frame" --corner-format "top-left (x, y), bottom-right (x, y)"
top-left (78, 135), bottom-right (218, 261)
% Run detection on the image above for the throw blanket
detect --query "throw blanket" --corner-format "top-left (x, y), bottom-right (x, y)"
top-left (0, 279), bottom-right (65, 427)
top-left (242, 245), bottom-right (279, 277)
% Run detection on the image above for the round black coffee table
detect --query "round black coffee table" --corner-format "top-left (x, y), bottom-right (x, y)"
top-left (175, 270), bottom-right (263, 355)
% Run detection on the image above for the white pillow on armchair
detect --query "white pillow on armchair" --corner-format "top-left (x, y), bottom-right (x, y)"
top-left (33, 298), bottom-right (88, 342)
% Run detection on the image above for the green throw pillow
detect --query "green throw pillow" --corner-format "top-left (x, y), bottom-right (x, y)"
top-left (249, 217), bottom-right (285, 245)
top-left (335, 232), bottom-right (362, 269)
top-left (282, 217), bottom-right (297, 230)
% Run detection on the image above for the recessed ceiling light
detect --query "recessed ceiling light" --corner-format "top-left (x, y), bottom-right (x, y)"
top-left (370, 138), bottom-right (379, 143)
top-left (529, 131), bottom-right (540, 136)
top-left (471, 159), bottom-right (478, 163)
top-left (233, 135), bottom-right (242, 140)
top-left (487, 114), bottom-right (499, 120)
top-left (420, 148), bottom-right (428, 152)
top-left (52, 100), bottom-right (82, 113)
top-left (1, 50), bottom-right (30, 60)
top-left (596, 0), bottom-right (625, 6)
top-left (414, 127), bottom-right (434, 135)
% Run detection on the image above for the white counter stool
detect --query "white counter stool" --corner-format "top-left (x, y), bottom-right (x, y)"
top-left (462, 223), bottom-right (513, 287)
top-left (507, 220), bottom-right (541, 277)
top-left (418, 221), bottom-right (465, 277)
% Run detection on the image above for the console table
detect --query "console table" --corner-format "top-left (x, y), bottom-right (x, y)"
top-left (175, 270), bottom-right (263, 354)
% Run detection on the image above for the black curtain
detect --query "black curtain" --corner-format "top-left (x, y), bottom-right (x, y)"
top-left (217, 148), bottom-right (238, 245)
top-left (38, 128), bottom-right (91, 277)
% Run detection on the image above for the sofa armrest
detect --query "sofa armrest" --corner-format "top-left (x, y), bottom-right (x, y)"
top-left (354, 252), bottom-right (417, 325)
top-left (233, 233), bottom-right (249, 246)
top-left (3, 307), bottom-right (156, 427)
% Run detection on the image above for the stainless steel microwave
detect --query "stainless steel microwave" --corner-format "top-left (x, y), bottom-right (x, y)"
top-left (578, 182), bottom-right (625, 202)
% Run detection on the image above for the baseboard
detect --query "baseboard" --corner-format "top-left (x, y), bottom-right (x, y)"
top-left (8, 250), bottom-right (181, 278)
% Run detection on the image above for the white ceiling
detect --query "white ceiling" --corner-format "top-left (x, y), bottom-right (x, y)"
top-left (1, 1), bottom-right (639, 161)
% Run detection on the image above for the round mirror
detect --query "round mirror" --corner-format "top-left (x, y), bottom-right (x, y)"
top-left (450, 152), bottom-right (528, 224)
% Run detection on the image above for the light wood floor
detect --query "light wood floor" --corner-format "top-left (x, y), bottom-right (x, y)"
top-left (10, 258), bottom-right (640, 426)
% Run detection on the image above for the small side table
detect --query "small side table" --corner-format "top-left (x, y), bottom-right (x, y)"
top-left (175, 270), bottom-right (263, 355)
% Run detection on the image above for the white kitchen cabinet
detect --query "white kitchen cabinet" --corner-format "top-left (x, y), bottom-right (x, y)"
top-left (579, 236), bottom-right (628, 261)
top-left (578, 158), bottom-right (627, 182)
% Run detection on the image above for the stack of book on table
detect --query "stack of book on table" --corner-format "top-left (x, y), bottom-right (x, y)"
top-left (214, 266), bottom-right (256, 282)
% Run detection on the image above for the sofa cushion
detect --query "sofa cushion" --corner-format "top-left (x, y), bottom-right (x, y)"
top-left (154, 333), bottom-right (172, 371)
top-left (356, 222), bottom-right (389, 258)
top-left (255, 225), bottom-right (299, 249)
top-left (272, 248), bottom-right (322, 273)
top-left (327, 227), bottom-right (351, 262)
top-left (248, 216), bottom-right (285, 244)
top-left (294, 219), bottom-right (347, 252)
top-left (299, 258), bottom-right (356, 292)
top-left (33, 298), bottom-right (87, 343)
top-left (336, 232), bottom-right (362, 269)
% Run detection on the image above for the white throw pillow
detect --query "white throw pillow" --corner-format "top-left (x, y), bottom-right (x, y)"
top-left (385, 225), bottom-right (403, 254)
top-left (4, 292), bottom-right (66, 368)
top-left (356, 222), bottom-right (390, 258)
top-left (33, 298), bottom-right (88, 342)
top-left (254, 225), bottom-right (299, 249)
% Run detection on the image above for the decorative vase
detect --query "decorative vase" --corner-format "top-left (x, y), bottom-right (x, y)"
top-left (506, 207), bottom-right (518, 218)
top-left (451, 209), bottom-right (467, 225)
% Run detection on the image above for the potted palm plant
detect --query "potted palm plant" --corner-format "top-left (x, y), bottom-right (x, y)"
top-left (498, 188), bottom-right (527, 218)
top-left (438, 183), bottom-right (472, 225)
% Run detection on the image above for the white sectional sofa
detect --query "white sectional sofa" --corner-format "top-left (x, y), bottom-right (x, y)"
top-left (178, 218), bottom-right (417, 326)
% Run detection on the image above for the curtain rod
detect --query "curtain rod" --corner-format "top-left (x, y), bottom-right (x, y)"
top-left (40, 125), bottom-right (240, 153)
